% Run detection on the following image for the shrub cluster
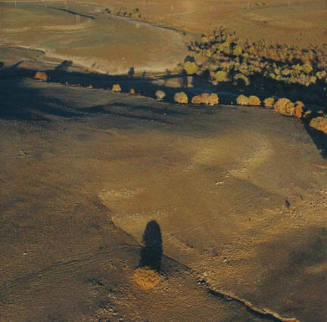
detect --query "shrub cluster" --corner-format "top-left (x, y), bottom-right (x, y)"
top-left (183, 27), bottom-right (327, 106)
top-left (106, 7), bottom-right (143, 20)
top-left (174, 92), bottom-right (188, 104)
top-left (309, 115), bottom-right (327, 134)
top-left (191, 93), bottom-right (219, 106)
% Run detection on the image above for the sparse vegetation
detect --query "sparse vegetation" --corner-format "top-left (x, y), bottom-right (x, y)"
top-left (207, 93), bottom-right (219, 106)
top-left (191, 93), bottom-right (219, 106)
top-left (264, 97), bottom-right (275, 108)
top-left (184, 27), bottom-right (327, 109)
top-left (155, 90), bottom-right (166, 100)
top-left (133, 267), bottom-right (162, 290)
top-left (248, 96), bottom-right (261, 106)
top-left (309, 116), bottom-right (327, 134)
top-left (274, 98), bottom-right (295, 116)
top-left (34, 71), bottom-right (48, 81)
top-left (294, 101), bottom-right (305, 119)
top-left (236, 95), bottom-right (249, 106)
top-left (174, 92), bottom-right (188, 104)
top-left (233, 73), bottom-right (250, 87)
top-left (183, 61), bottom-right (198, 75)
top-left (211, 70), bottom-right (231, 83)
top-left (191, 95), bottom-right (203, 105)
top-left (113, 7), bottom-right (143, 20)
top-left (112, 84), bottom-right (122, 92)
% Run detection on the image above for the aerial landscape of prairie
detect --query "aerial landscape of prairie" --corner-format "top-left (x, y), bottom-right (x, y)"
top-left (0, 0), bottom-right (327, 321)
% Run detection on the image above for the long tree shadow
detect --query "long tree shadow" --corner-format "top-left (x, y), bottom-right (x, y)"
top-left (82, 104), bottom-right (173, 124)
top-left (1, 62), bottom-right (326, 158)
top-left (139, 220), bottom-right (163, 272)
top-left (0, 65), bottom-right (187, 123)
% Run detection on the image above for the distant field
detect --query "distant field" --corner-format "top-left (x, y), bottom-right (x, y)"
top-left (0, 6), bottom-right (90, 30)
top-left (1, 0), bottom-right (327, 47)
top-left (50, 0), bottom-right (327, 47)
top-left (0, 3), bottom-right (188, 74)
top-left (1, 0), bottom-right (326, 75)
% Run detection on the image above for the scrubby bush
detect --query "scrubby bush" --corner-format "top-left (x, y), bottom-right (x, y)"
top-left (248, 95), bottom-right (261, 106)
top-left (191, 95), bottom-right (203, 105)
top-left (155, 90), bottom-right (166, 100)
top-left (184, 26), bottom-right (327, 108)
top-left (208, 93), bottom-right (219, 106)
top-left (309, 116), bottom-right (327, 134)
top-left (200, 93), bottom-right (211, 105)
top-left (117, 7), bottom-right (143, 19)
top-left (303, 109), bottom-right (313, 119)
top-left (130, 8), bottom-right (141, 19)
top-left (302, 63), bottom-right (313, 74)
top-left (274, 98), bottom-right (295, 116)
top-left (174, 92), bottom-right (188, 104)
top-left (133, 267), bottom-right (162, 290)
top-left (201, 35), bottom-right (209, 44)
top-left (264, 97), bottom-right (275, 108)
top-left (212, 70), bottom-right (231, 83)
top-left (233, 73), bottom-right (250, 86)
top-left (294, 101), bottom-right (305, 119)
top-left (233, 45), bottom-right (243, 56)
top-left (34, 71), bottom-right (48, 81)
top-left (183, 61), bottom-right (198, 75)
top-left (191, 93), bottom-right (219, 106)
top-left (112, 84), bottom-right (121, 92)
top-left (316, 70), bottom-right (326, 80)
top-left (236, 95), bottom-right (249, 105)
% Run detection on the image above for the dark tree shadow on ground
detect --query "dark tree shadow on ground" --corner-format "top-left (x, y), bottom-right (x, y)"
top-left (0, 62), bottom-right (326, 158)
top-left (139, 220), bottom-right (163, 272)
top-left (303, 121), bottom-right (327, 158)
top-left (0, 65), bottom-right (188, 123)
top-left (55, 60), bottom-right (72, 71)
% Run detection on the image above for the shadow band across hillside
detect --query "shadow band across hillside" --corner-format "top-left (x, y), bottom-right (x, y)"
top-left (0, 62), bottom-right (326, 158)
top-left (0, 65), bottom-right (190, 124)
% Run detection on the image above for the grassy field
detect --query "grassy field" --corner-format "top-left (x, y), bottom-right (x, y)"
top-left (1, 0), bottom-right (326, 75)
top-left (0, 3), bottom-right (188, 74)
top-left (1, 2), bottom-right (327, 321)
top-left (73, 0), bottom-right (327, 46)
top-left (0, 6), bottom-right (90, 30)
top-left (1, 50), bottom-right (327, 319)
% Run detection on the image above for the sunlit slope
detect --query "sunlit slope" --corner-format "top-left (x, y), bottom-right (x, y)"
top-left (76, 0), bottom-right (327, 46)
top-left (0, 4), bottom-right (188, 74)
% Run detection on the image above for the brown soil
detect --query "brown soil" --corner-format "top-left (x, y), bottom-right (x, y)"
top-left (1, 47), bottom-right (327, 321)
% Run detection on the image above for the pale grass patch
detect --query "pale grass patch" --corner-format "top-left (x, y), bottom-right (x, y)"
top-left (133, 267), bottom-right (162, 290)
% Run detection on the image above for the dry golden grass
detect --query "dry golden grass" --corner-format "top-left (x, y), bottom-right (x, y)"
top-left (133, 267), bottom-right (162, 290)
top-left (88, 0), bottom-right (327, 47)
